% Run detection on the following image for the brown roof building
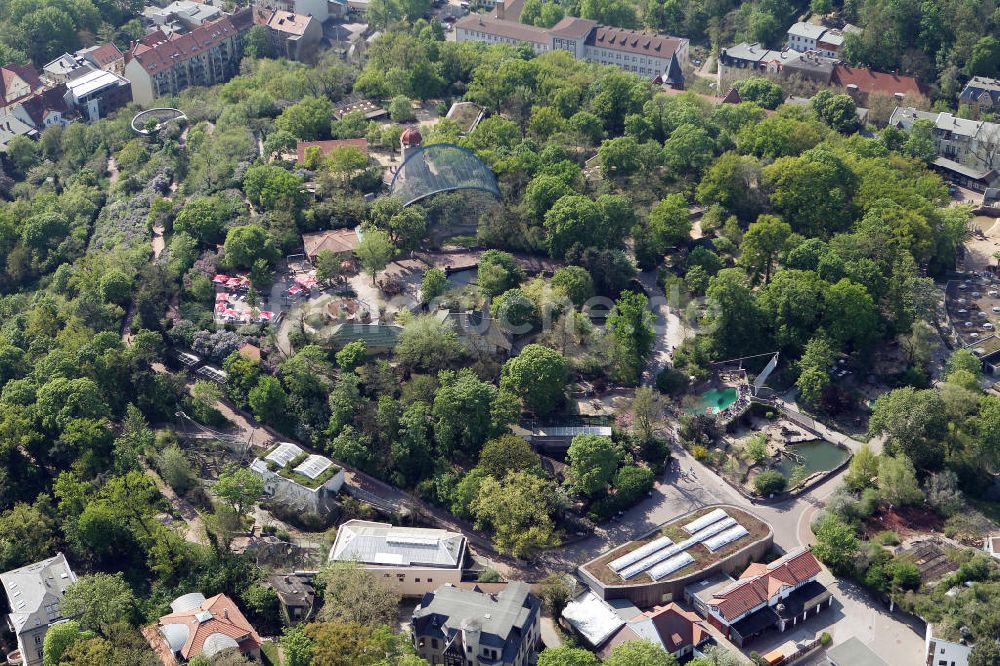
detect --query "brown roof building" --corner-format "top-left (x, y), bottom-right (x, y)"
top-left (259, 9), bottom-right (323, 61)
top-left (691, 548), bottom-right (830, 647)
top-left (77, 43), bottom-right (126, 75)
top-left (831, 64), bottom-right (927, 106)
top-left (157, 592), bottom-right (262, 662)
top-left (302, 227), bottom-right (361, 260)
top-left (562, 592), bottom-right (710, 660)
top-left (123, 10), bottom-right (252, 105)
top-left (455, 11), bottom-right (688, 86)
top-left (0, 64), bottom-right (43, 108)
top-left (265, 573), bottom-right (316, 624)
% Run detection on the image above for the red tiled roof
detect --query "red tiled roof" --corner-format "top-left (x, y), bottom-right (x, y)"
top-left (550, 16), bottom-right (597, 40)
top-left (158, 593), bottom-right (261, 660)
top-left (454, 14), bottom-right (550, 45)
top-left (127, 14), bottom-right (241, 76)
top-left (586, 26), bottom-right (684, 59)
top-left (16, 84), bottom-right (70, 127)
top-left (81, 43), bottom-right (124, 68)
top-left (296, 138), bottom-right (369, 164)
top-left (267, 10), bottom-right (315, 36)
top-left (643, 603), bottom-right (709, 652)
top-left (831, 64), bottom-right (927, 99)
top-left (710, 549), bottom-right (822, 622)
top-left (598, 626), bottom-right (642, 659)
top-left (302, 228), bottom-right (360, 256)
top-left (1, 63), bottom-right (42, 104)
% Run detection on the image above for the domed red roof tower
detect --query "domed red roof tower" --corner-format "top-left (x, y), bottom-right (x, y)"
top-left (401, 126), bottom-right (423, 146)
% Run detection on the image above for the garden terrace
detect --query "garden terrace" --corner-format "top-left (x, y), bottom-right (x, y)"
top-left (262, 444), bottom-right (341, 490)
top-left (583, 507), bottom-right (770, 587)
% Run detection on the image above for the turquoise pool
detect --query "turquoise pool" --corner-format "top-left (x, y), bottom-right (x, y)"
top-left (690, 387), bottom-right (738, 415)
top-left (775, 439), bottom-right (849, 478)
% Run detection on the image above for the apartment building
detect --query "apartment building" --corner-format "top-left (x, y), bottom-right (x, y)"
top-left (123, 9), bottom-right (253, 105)
top-left (257, 9), bottom-right (323, 61)
top-left (719, 42), bottom-right (803, 76)
top-left (328, 520), bottom-right (467, 597)
top-left (686, 548), bottom-right (830, 647)
top-left (248, 441), bottom-right (344, 512)
top-left (455, 3), bottom-right (687, 86)
top-left (412, 582), bottom-right (541, 666)
top-left (959, 76), bottom-right (1000, 118)
top-left (1, 553), bottom-right (77, 666)
top-left (786, 21), bottom-right (860, 59)
top-left (889, 107), bottom-right (1000, 177)
top-left (831, 64), bottom-right (927, 107)
top-left (0, 64), bottom-right (43, 110)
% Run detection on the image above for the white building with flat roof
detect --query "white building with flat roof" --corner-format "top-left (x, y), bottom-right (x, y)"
top-left (249, 442), bottom-right (344, 512)
top-left (925, 624), bottom-right (972, 666)
top-left (329, 520), bottom-right (467, 596)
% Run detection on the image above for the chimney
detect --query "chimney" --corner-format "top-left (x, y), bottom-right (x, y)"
top-left (223, 608), bottom-right (229, 620)
top-left (496, 0), bottom-right (504, 19)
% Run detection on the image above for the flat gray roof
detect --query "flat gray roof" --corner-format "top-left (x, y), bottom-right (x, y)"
top-left (330, 519), bottom-right (466, 568)
top-left (827, 637), bottom-right (888, 666)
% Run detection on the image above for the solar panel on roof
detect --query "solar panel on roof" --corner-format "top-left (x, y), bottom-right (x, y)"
top-left (386, 536), bottom-right (441, 546)
top-left (703, 525), bottom-right (749, 552)
top-left (648, 552), bottom-right (695, 580)
top-left (293, 454), bottom-right (333, 480)
top-left (683, 508), bottom-right (728, 534)
top-left (620, 540), bottom-right (693, 579)
top-left (688, 516), bottom-right (737, 543)
top-left (266, 442), bottom-right (303, 467)
top-left (608, 536), bottom-right (673, 572)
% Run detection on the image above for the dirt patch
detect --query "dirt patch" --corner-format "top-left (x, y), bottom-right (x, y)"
top-left (862, 506), bottom-right (944, 540)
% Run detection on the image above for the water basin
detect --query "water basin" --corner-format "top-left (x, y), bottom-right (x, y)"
top-left (690, 387), bottom-right (738, 415)
top-left (774, 439), bottom-right (849, 480)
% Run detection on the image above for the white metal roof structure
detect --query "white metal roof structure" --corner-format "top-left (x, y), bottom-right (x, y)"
top-left (533, 425), bottom-right (613, 438)
top-left (620, 542), bottom-right (690, 580)
top-left (293, 454), bottom-right (333, 479)
top-left (689, 516), bottom-right (737, 542)
top-left (561, 590), bottom-right (626, 647)
top-left (613, 512), bottom-right (743, 580)
top-left (195, 365), bottom-right (227, 383)
top-left (683, 508), bottom-right (728, 534)
top-left (648, 552), bottom-right (695, 580)
top-left (608, 536), bottom-right (673, 573)
top-left (703, 525), bottom-right (749, 552)
top-left (329, 520), bottom-right (467, 569)
top-left (65, 67), bottom-right (125, 101)
top-left (170, 592), bottom-right (207, 613)
top-left (266, 443), bottom-right (303, 467)
top-left (202, 633), bottom-right (240, 658)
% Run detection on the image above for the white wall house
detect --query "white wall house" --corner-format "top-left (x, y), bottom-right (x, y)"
top-left (925, 624), bottom-right (972, 666)
top-left (329, 520), bottom-right (466, 597)
top-left (249, 442), bottom-right (344, 513)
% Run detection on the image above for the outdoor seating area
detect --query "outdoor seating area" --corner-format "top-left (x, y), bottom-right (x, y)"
top-left (718, 383), bottom-right (752, 423)
top-left (212, 274), bottom-right (276, 324)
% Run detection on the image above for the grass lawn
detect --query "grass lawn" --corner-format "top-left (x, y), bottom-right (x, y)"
top-left (262, 641), bottom-right (282, 666)
top-left (970, 498), bottom-right (1000, 524)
